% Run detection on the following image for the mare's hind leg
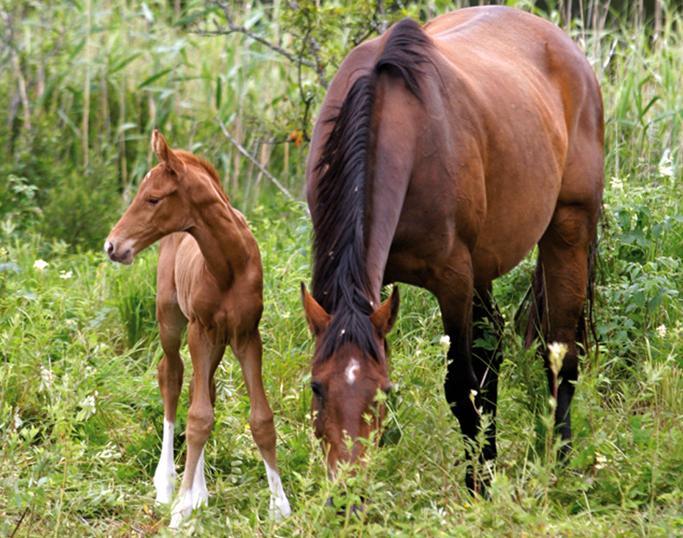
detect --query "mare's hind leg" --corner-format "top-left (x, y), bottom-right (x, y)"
top-left (153, 297), bottom-right (187, 504)
top-left (231, 330), bottom-right (291, 520)
top-left (170, 322), bottom-right (225, 529)
top-left (537, 202), bottom-right (596, 457)
top-left (472, 285), bottom-right (504, 466)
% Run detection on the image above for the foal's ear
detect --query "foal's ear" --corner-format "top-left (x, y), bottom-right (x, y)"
top-left (151, 129), bottom-right (184, 174)
top-left (301, 283), bottom-right (330, 335)
top-left (370, 286), bottom-right (400, 335)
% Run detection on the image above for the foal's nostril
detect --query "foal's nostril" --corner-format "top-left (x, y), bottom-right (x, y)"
top-left (104, 240), bottom-right (114, 256)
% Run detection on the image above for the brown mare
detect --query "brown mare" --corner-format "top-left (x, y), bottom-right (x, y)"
top-left (302, 6), bottom-right (603, 491)
top-left (105, 131), bottom-right (291, 527)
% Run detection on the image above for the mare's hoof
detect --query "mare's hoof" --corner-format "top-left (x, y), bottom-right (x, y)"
top-left (326, 496), bottom-right (366, 517)
top-left (465, 465), bottom-right (492, 499)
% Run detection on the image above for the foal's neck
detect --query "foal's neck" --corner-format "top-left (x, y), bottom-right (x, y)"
top-left (187, 179), bottom-right (250, 287)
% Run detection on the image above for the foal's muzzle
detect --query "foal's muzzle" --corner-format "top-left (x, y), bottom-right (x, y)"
top-left (104, 238), bottom-right (134, 264)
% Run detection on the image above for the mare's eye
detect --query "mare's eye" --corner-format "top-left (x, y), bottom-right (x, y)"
top-left (311, 381), bottom-right (324, 398)
top-left (147, 197), bottom-right (160, 206)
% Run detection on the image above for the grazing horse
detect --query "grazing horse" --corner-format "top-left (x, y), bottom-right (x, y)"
top-left (105, 131), bottom-right (291, 527)
top-left (302, 6), bottom-right (603, 490)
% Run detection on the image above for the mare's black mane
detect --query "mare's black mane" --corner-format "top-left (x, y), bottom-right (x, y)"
top-left (310, 18), bottom-right (432, 361)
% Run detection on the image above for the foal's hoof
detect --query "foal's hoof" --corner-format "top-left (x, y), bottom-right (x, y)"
top-left (153, 470), bottom-right (176, 505)
top-left (270, 493), bottom-right (292, 521)
top-left (169, 487), bottom-right (208, 529)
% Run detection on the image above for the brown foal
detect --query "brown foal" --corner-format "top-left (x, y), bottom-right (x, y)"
top-left (105, 130), bottom-right (290, 527)
top-left (303, 6), bottom-right (603, 492)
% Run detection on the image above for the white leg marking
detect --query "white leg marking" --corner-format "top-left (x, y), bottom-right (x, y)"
top-left (191, 449), bottom-right (209, 508)
top-left (345, 358), bottom-right (360, 385)
top-left (153, 419), bottom-right (176, 504)
top-left (169, 449), bottom-right (208, 529)
top-left (265, 462), bottom-right (291, 520)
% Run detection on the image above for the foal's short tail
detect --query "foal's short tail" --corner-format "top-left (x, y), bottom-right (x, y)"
top-left (519, 234), bottom-right (599, 356)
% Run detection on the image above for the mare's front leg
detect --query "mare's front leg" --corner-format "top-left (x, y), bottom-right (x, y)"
top-left (170, 321), bottom-right (225, 529)
top-left (433, 254), bottom-right (485, 493)
top-left (231, 330), bottom-right (291, 520)
top-left (471, 284), bottom-right (504, 465)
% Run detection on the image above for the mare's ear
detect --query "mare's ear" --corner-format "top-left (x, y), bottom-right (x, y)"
top-left (151, 129), bottom-right (184, 174)
top-left (370, 286), bottom-right (400, 335)
top-left (301, 283), bottom-right (330, 336)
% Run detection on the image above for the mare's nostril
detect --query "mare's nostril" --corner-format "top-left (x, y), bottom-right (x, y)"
top-left (104, 240), bottom-right (114, 255)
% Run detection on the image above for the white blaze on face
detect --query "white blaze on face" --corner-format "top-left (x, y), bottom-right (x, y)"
top-left (345, 358), bottom-right (360, 385)
top-left (142, 171), bottom-right (151, 182)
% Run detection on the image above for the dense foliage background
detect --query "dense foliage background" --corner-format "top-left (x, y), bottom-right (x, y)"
top-left (0, 1), bottom-right (681, 535)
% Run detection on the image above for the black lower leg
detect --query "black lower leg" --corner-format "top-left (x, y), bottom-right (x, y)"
top-left (472, 289), bottom-right (504, 464)
top-left (545, 348), bottom-right (578, 460)
top-left (444, 337), bottom-right (482, 492)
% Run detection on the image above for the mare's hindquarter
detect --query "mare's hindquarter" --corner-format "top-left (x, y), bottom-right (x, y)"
top-left (389, 7), bottom-right (602, 288)
top-left (308, 6), bottom-right (603, 292)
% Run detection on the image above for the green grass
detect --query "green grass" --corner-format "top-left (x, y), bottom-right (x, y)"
top-left (1, 187), bottom-right (681, 535)
top-left (1, 1), bottom-right (682, 536)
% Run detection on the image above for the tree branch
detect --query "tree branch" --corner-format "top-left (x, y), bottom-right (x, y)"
top-left (206, 1), bottom-right (328, 88)
top-left (217, 117), bottom-right (297, 203)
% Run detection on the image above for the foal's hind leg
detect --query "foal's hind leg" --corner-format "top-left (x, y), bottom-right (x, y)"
top-left (537, 203), bottom-right (596, 457)
top-left (170, 322), bottom-right (225, 529)
top-left (231, 330), bottom-right (291, 519)
top-left (154, 300), bottom-right (187, 504)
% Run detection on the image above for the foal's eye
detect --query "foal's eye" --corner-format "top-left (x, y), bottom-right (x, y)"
top-left (146, 197), bottom-right (160, 206)
top-left (311, 381), bottom-right (324, 398)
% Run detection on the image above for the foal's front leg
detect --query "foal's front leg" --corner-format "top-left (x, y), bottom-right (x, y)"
top-left (232, 330), bottom-right (291, 520)
top-left (170, 322), bottom-right (224, 529)
top-left (154, 301), bottom-right (186, 504)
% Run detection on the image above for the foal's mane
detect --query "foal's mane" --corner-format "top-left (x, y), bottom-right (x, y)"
top-left (311, 18), bottom-right (433, 362)
top-left (175, 150), bottom-right (222, 186)
top-left (175, 150), bottom-right (230, 202)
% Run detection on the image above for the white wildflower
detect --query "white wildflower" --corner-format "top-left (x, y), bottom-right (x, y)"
top-left (59, 270), bottom-right (73, 280)
top-left (439, 335), bottom-right (451, 351)
top-left (548, 342), bottom-right (568, 377)
top-left (39, 365), bottom-right (54, 392)
top-left (78, 391), bottom-right (98, 420)
top-left (610, 176), bottom-right (624, 191)
top-left (96, 443), bottom-right (122, 461)
top-left (14, 411), bottom-right (23, 430)
top-left (33, 259), bottom-right (48, 271)
top-left (656, 324), bottom-right (667, 338)
top-left (594, 452), bottom-right (608, 470)
top-left (658, 149), bottom-right (674, 178)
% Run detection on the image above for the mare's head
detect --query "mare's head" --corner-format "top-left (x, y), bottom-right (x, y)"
top-left (105, 130), bottom-right (195, 264)
top-left (301, 284), bottom-right (400, 475)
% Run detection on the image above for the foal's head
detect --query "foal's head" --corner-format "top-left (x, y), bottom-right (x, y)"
top-left (301, 285), bottom-right (399, 476)
top-left (105, 130), bottom-right (199, 264)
